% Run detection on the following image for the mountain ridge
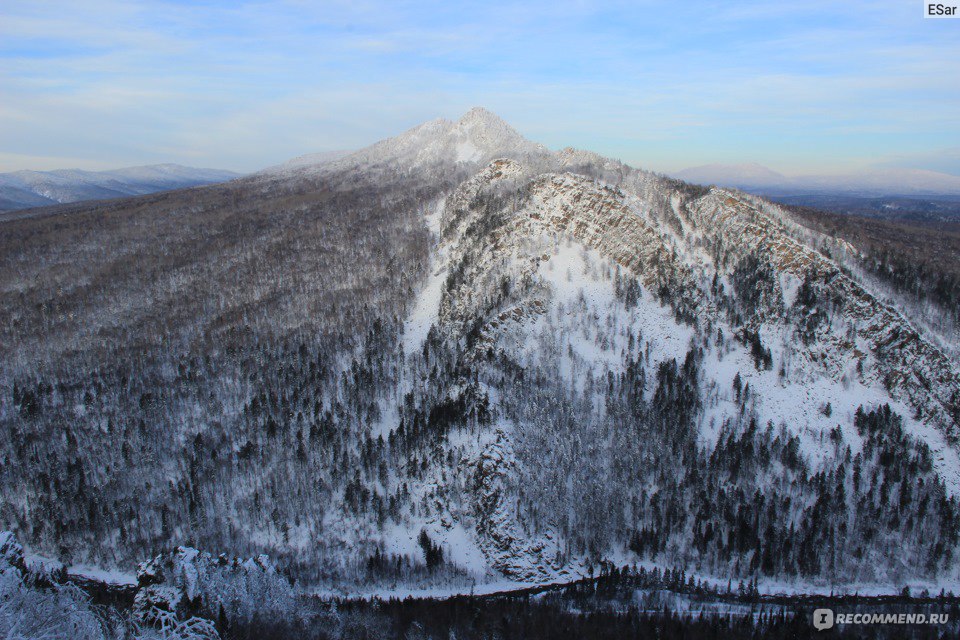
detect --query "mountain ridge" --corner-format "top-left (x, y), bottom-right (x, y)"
top-left (0, 109), bottom-right (958, 602)
top-left (0, 163), bottom-right (242, 213)
top-left (673, 162), bottom-right (960, 196)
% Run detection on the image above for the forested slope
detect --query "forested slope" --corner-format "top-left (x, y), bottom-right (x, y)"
top-left (1, 109), bottom-right (958, 598)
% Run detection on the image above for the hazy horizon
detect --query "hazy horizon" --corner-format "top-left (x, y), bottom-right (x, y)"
top-left (4, 139), bottom-right (960, 182)
top-left (2, 1), bottom-right (958, 176)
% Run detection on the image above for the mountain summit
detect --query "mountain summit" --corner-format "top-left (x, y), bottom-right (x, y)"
top-left (354, 106), bottom-right (548, 167)
top-left (267, 107), bottom-right (549, 177)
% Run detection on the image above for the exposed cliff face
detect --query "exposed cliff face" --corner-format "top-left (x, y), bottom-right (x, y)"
top-left (443, 160), bottom-right (960, 422)
top-left (430, 156), bottom-right (960, 495)
top-left (688, 189), bottom-right (960, 438)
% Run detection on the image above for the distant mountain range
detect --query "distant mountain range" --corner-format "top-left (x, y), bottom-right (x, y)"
top-left (6, 158), bottom-right (956, 218)
top-left (0, 163), bottom-right (241, 212)
top-left (672, 162), bottom-right (960, 196)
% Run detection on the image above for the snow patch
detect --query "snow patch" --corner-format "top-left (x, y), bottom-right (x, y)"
top-left (456, 140), bottom-right (482, 163)
top-left (402, 199), bottom-right (449, 355)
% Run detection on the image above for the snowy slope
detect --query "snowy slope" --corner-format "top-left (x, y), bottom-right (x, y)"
top-left (2, 108), bottom-right (959, 601)
top-left (377, 141), bottom-right (960, 585)
top-left (493, 165), bottom-right (957, 489)
top-left (312, 112), bottom-right (960, 586)
top-left (263, 108), bottom-right (551, 181)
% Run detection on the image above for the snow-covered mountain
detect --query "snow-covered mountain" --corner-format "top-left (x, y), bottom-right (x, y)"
top-left (673, 163), bottom-right (960, 196)
top-left (1, 108), bottom-right (958, 613)
top-left (672, 163), bottom-right (789, 190)
top-left (261, 108), bottom-right (548, 181)
top-left (0, 163), bottom-right (241, 212)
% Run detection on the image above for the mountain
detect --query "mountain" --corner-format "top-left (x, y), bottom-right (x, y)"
top-left (1, 109), bottom-right (959, 628)
top-left (673, 163), bottom-right (789, 189)
top-left (261, 107), bottom-right (549, 180)
top-left (672, 162), bottom-right (960, 196)
top-left (0, 163), bottom-right (241, 213)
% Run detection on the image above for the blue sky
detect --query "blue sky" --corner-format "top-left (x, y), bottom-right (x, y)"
top-left (1, 0), bottom-right (958, 174)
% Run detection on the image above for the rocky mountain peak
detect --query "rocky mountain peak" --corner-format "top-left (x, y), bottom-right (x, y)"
top-left (456, 106), bottom-right (511, 128)
top-left (265, 108), bottom-right (549, 177)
